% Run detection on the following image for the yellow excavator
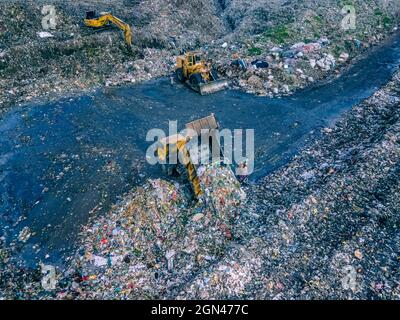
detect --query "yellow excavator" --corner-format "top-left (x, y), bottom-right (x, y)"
top-left (84, 11), bottom-right (132, 48)
top-left (157, 114), bottom-right (222, 199)
top-left (176, 51), bottom-right (229, 95)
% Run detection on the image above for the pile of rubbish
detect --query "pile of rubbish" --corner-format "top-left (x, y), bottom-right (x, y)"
top-left (197, 162), bottom-right (246, 228)
top-left (214, 35), bottom-right (365, 96)
top-left (27, 163), bottom-right (246, 299)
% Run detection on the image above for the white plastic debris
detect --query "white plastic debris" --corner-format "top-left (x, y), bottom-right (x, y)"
top-left (37, 31), bottom-right (54, 38)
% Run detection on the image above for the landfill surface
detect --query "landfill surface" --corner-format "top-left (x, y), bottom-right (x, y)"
top-left (2, 163), bottom-right (247, 299)
top-left (1, 69), bottom-right (399, 299)
top-left (179, 71), bottom-right (400, 300)
top-left (1, 0), bottom-right (400, 116)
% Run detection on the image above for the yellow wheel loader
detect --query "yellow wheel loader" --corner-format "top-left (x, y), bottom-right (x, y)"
top-left (175, 51), bottom-right (229, 95)
top-left (156, 114), bottom-right (223, 199)
top-left (84, 11), bottom-right (132, 48)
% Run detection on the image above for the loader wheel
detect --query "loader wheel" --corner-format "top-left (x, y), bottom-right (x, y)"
top-left (189, 73), bottom-right (205, 85)
top-left (176, 68), bottom-right (184, 82)
top-left (210, 70), bottom-right (219, 81)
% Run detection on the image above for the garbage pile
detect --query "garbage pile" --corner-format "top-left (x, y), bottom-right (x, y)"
top-left (34, 163), bottom-right (246, 299)
top-left (177, 71), bottom-right (400, 300)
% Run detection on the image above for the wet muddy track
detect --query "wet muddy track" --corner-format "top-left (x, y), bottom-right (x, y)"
top-left (1, 33), bottom-right (400, 267)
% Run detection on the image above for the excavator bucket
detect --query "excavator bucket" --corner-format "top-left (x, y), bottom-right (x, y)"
top-left (198, 79), bottom-right (229, 95)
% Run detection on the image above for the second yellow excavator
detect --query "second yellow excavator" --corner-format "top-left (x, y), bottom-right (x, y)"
top-left (84, 11), bottom-right (132, 48)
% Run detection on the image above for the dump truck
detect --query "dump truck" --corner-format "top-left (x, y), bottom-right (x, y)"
top-left (175, 51), bottom-right (229, 95)
top-left (157, 114), bottom-right (233, 199)
top-left (84, 11), bottom-right (132, 48)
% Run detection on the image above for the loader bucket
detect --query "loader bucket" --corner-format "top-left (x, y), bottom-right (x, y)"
top-left (198, 79), bottom-right (229, 95)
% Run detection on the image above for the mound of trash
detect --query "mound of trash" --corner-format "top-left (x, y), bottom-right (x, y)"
top-left (177, 71), bottom-right (400, 300)
top-left (51, 163), bottom-right (245, 299)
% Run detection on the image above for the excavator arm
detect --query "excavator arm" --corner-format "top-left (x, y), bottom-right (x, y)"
top-left (84, 12), bottom-right (132, 48)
